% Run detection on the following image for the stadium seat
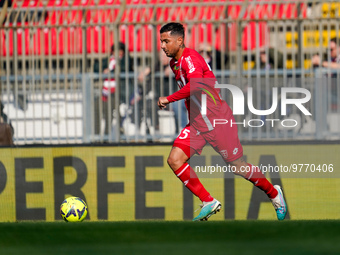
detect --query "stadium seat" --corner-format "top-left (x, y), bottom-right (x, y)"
top-left (3, 0), bottom-right (308, 56)
top-left (0, 30), bottom-right (5, 56)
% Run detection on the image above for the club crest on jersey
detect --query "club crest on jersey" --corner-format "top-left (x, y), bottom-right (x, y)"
top-left (219, 150), bottom-right (228, 159)
top-left (174, 65), bottom-right (179, 71)
top-left (185, 56), bottom-right (196, 73)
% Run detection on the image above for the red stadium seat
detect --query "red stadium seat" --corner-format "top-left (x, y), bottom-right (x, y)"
top-left (0, 30), bottom-right (6, 56)
top-left (3, 0), bottom-right (308, 56)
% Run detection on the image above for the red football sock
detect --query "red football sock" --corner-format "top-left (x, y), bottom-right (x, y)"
top-left (174, 163), bottom-right (213, 202)
top-left (244, 163), bottom-right (278, 199)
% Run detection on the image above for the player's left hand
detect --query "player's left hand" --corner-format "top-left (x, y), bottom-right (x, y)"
top-left (158, 96), bottom-right (169, 109)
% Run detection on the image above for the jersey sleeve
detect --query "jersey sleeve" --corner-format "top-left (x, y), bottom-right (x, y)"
top-left (184, 54), bottom-right (205, 80)
top-left (167, 84), bottom-right (191, 102)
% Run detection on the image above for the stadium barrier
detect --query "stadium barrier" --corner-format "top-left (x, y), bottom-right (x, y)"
top-left (1, 68), bottom-right (339, 144)
top-left (0, 143), bottom-right (339, 221)
top-left (1, 0), bottom-right (340, 144)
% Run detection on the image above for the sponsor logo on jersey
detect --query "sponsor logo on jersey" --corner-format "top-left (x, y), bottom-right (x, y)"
top-left (185, 56), bottom-right (196, 73)
top-left (233, 148), bottom-right (239, 155)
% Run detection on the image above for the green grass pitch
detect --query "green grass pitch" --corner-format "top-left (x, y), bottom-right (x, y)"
top-left (0, 220), bottom-right (339, 255)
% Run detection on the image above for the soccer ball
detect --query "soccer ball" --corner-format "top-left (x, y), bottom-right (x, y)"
top-left (60, 196), bottom-right (88, 222)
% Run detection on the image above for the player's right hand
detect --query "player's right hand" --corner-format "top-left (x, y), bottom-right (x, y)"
top-left (158, 96), bottom-right (169, 109)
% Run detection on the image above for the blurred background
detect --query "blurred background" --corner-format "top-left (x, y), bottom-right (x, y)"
top-left (1, 0), bottom-right (340, 145)
top-left (1, 0), bottom-right (340, 223)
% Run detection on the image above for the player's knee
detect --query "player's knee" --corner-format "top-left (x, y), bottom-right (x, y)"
top-left (167, 155), bottom-right (179, 170)
top-left (167, 147), bottom-right (189, 171)
top-left (167, 154), bottom-right (184, 171)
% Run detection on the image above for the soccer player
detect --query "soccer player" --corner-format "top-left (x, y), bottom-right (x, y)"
top-left (157, 22), bottom-right (287, 221)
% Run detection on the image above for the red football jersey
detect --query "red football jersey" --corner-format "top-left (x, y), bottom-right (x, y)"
top-left (167, 48), bottom-right (233, 132)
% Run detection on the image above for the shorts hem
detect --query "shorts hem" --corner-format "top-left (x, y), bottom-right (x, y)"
top-left (173, 142), bottom-right (191, 158)
top-left (227, 153), bottom-right (243, 163)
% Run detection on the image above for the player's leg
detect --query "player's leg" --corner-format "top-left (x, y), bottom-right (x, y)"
top-left (229, 157), bottom-right (287, 220)
top-left (169, 125), bottom-right (221, 221)
top-left (167, 146), bottom-right (212, 202)
top-left (229, 157), bottom-right (278, 199)
top-left (168, 125), bottom-right (213, 202)
top-left (209, 119), bottom-right (287, 220)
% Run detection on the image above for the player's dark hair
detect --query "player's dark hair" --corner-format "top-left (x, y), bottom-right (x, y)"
top-left (160, 22), bottom-right (185, 40)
